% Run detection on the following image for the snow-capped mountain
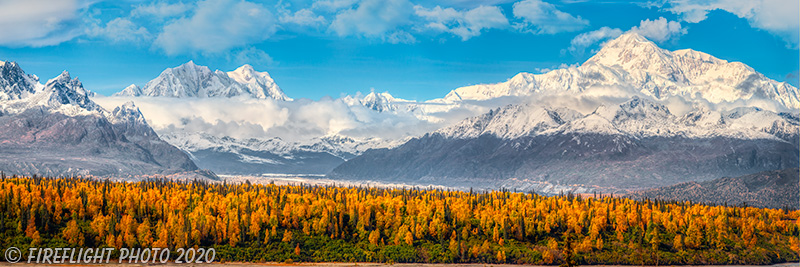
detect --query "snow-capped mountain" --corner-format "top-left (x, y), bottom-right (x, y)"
top-left (331, 97), bottom-right (798, 194)
top-left (159, 131), bottom-right (404, 175)
top-left (330, 33), bottom-right (799, 194)
top-left (435, 96), bottom-right (796, 142)
top-left (114, 61), bottom-right (291, 100)
top-left (0, 61), bottom-right (39, 101)
top-left (226, 64), bottom-right (289, 100)
top-left (341, 91), bottom-right (402, 112)
top-left (440, 33), bottom-right (798, 111)
top-left (0, 61), bottom-right (207, 178)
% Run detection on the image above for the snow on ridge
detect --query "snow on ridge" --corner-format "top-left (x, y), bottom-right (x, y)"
top-left (116, 61), bottom-right (291, 101)
top-left (436, 32), bottom-right (799, 111)
top-left (435, 96), bottom-right (796, 142)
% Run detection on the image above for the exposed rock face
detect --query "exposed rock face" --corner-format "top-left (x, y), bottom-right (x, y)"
top-left (0, 62), bottom-right (202, 178)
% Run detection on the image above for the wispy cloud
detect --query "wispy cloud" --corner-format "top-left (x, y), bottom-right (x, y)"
top-left (131, 2), bottom-right (190, 19)
top-left (154, 0), bottom-right (277, 55)
top-left (567, 17), bottom-right (685, 56)
top-left (0, 0), bottom-right (90, 46)
top-left (566, 26), bottom-right (623, 56)
top-left (660, 0), bottom-right (799, 48)
top-left (415, 5), bottom-right (509, 40)
top-left (280, 8), bottom-right (327, 27)
top-left (512, 0), bottom-right (589, 34)
top-left (629, 17), bottom-right (686, 43)
top-left (231, 47), bottom-right (274, 67)
top-left (329, 0), bottom-right (415, 38)
top-left (86, 18), bottom-right (152, 44)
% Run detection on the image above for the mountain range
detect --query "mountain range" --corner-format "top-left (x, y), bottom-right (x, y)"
top-left (115, 61), bottom-right (291, 100)
top-left (328, 33), bottom-right (799, 194)
top-left (160, 131), bottom-right (403, 175)
top-left (439, 33), bottom-right (798, 110)
top-left (0, 61), bottom-right (208, 179)
top-left (2, 32), bottom-right (795, 195)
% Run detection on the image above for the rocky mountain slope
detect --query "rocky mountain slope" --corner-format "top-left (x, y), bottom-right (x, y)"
top-left (627, 168), bottom-right (799, 210)
top-left (0, 61), bottom-right (206, 178)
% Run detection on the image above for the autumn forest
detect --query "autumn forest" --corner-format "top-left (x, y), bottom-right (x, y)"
top-left (0, 175), bottom-right (797, 265)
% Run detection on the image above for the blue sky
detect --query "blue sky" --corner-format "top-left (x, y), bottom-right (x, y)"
top-left (0, 0), bottom-right (797, 101)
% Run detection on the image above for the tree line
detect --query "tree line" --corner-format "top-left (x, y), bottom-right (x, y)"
top-left (0, 175), bottom-right (797, 264)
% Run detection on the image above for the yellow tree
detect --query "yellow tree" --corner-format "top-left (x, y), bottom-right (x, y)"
top-left (62, 219), bottom-right (84, 246)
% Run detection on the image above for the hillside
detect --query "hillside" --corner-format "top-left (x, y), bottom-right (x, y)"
top-left (627, 168), bottom-right (800, 209)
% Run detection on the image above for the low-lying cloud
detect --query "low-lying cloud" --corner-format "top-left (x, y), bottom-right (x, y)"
top-left (93, 95), bottom-right (470, 142)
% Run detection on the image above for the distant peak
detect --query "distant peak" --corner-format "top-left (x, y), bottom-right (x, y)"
top-left (602, 32), bottom-right (657, 50)
top-left (121, 100), bottom-right (137, 109)
top-left (236, 64), bottom-right (255, 71)
top-left (58, 70), bottom-right (71, 78)
top-left (48, 70), bottom-right (77, 85)
top-left (174, 60), bottom-right (204, 70)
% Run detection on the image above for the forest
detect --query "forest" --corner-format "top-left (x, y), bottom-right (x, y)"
top-left (0, 175), bottom-right (797, 265)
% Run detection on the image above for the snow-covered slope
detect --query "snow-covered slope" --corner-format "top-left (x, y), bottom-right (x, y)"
top-left (0, 61), bottom-right (205, 178)
top-left (160, 131), bottom-right (405, 174)
top-left (0, 61), bottom-right (40, 101)
top-left (435, 97), bottom-right (796, 142)
top-left (440, 33), bottom-right (799, 110)
top-left (331, 97), bottom-right (798, 193)
top-left (226, 64), bottom-right (290, 101)
top-left (1, 69), bottom-right (100, 116)
top-left (114, 61), bottom-right (291, 100)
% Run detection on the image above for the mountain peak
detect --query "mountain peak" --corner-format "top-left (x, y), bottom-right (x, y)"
top-left (114, 84), bottom-right (142, 97)
top-left (586, 32), bottom-right (668, 66)
top-left (235, 64), bottom-right (256, 72)
top-left (606, 32), bottom-right (651, 47)
top-left (54, 70), bottom-right (72, 81)
top-left (361, 91), bottom-right (396, 112)
top-left (124, 61), bottom-right (290, 100)
top-left (111, 101), bottom-right (146, 123)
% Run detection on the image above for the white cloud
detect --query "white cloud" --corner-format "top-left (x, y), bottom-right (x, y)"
top-left (386, 30), bottom-right (417, 44)
top-left (93, 95), bottom-right (448, 142)
top-left (95, 96), bottom-right (290, 139)
top-left (154, 0), bottom-right (277, 55)
top-left (566, 17), bottom-right (684, 56)
top-left (415, 5), bottom-right (509, 40)
top-left (629, 17), bottom-right (686, 43)
top-left (663, 0), bottom-right (799, 48)
top-left (311, 0), bottom-right (360, 12)
top-left (280, 8), bottom-right (327, 27)
top-left (0, 0), bottom-right (89, 46)
top-left (566, 26), bottom-right (622, 56)
top-left (86, 18), bottom-right (151, 44)
top-left (232, 47), bottom-right (274, 66)
top-left (131, 2), bottom-right (190, 19)
top-left (329, 0), bottom-right (414, 38)
top-left (512, 0), bottom-right (589, 34)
